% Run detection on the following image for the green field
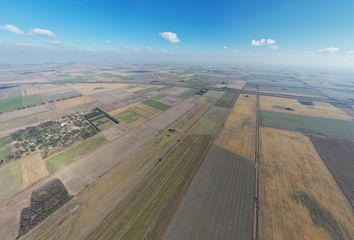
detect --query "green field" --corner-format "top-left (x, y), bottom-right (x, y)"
top-left (115, 110), bottom-right (145, 123)
top-left (191, 106), bottom-right (230, 135)
top-left (0, 145), bottom-right (11, 161)
top-left (261, 110), bottom-right (354, 140)
top-left (0, 136), bottom-right (12, 147)
top-left (142, 99), bottom-right (171, 111)
top-left (0, 94), bottom-right (43, 113)
top-left (45, 135), bottom-right (107, 174)
top-left (186, 75), bottom-right (212, 87)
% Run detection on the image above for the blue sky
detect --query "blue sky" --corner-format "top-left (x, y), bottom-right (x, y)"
top-left (0, 0), bottom-right (354, 67)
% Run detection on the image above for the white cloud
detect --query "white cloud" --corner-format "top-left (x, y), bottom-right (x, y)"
top-left (318, 47), bottom-right (339, 54)
top-left (346, 50), bottom-right (354, 56)
top-left (30, 28), bottom-right (55, 37)
top-left (105, 40), bottom-right (111, 44)
top-left (18, 42), bottom-right (38, 47)
top-left (223, 46), bottom-right (228, 50)
top-left (270, 45), bottom-right (279, 50)
top-left (251, 38), bottom-right (276, 46)
top-left (159, 32), bottom-right (180, 44)
top-left (234, 50), bottom-right (239, 54)
top-left (1, 24), bottom-right (24, 35)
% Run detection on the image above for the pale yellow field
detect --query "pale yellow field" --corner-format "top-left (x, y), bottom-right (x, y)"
top-left (260, 96), bottom-right (353, 120)
top-left (52, 95), bottom-right (95, 110)
top-left (214, 80), bottom-right (246, 90)
top-left (19, 150), bottom-right (49, 188)
top-left (215, 94), bottom-right (256, 160)
top-left (260, 128), bottom-right (354, 240)
top-left (66, 83), bottom-right (132, 95)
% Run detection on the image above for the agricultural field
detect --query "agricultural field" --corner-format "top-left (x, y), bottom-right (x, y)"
top-left (259, 128), bottom-right (354, 240)
top-left (190, 106), bottom-right (229, 136)
top-left (260, 110), bottom-right (354, 140)
top-left (310, 136), bottom-right (354, 208)
top-left (110, 102), bottom-right (161, 127)
top-left (0, 150), bottom-right (48, 202)
top-left (163, 145), bottom-right (255, 240)
top-left (142, 99), bottom-right (171, 111)
top-left (260, 96), bottom-right (353, 120)
top-left (215, 92), bottom-right (239, 108)
top-left (45, 135), bottom-right (106, 174)
top-left (215, 94), bottom-right (257, 160)
top-left (0, 111), bottom-right (51, 138)
top-left (83, 108), bottom-right (118, 131)
top-left (0, 93), bottom-right (44, 113)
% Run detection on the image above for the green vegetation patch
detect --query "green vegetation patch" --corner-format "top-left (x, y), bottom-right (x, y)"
top-left (142, 99), bottom-right (171, 111)
top-left (0, 145), bottom-right (11, 161)
top-left (291, 190), bottom-right (351, 240)
top-left (45, 135), bottom-right (106, 174)
top-left (186, 75), bottom-right (212, 87)
top-left (115, 110), bottom-right (145, 123)
top-left (0, 94), bottom-right (43, 113)
top-left (260, 110), bottom-right (354, 140)
top-left (0, 136), bottom-right (12, 147)
top-left (191, 106), bottom-right (230, 135)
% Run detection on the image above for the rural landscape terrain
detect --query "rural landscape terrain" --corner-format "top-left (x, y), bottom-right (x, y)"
top-left (0, 63), bottom-right (353, 240)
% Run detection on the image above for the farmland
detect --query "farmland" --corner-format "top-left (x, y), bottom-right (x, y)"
top-left (260, 96), bottom-right (353, 120)
top-left (1, 64), bottom-right (354, 240)
top-left (259, 128), bottom-right (354, 240)
top-left (163, 145), bottom-right (255, 240)
top-left (260, 110), bottom-right (354, 140)
top-left (215, 94), bottom-right (257, 160)
top-left (310, 136), bottom-right (354, 208)
top-left (45, 135), bottom-right (106, 174)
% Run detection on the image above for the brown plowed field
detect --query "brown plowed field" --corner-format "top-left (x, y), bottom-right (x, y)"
top-left (310, 136), bottom-right (354, 208)
top-left (163, 145), bottom-right (255, 240)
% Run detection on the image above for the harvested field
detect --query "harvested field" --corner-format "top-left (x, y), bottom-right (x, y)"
top-left (0, 111), bottom-right (50, 138)
top-left (51, 95), bottom-right (95, 110)
top-left (0, 151), bottom-right (48, 202)
top-left (65, 83), bottom-right (132, 95)
top-left (259, 128), bottom-right (354, 240)
top-left (45, 135), bottom-right (107, 174)
top-left (88, 135), bottom-right (213, 240)
top-left (260, 96), bottom-right (352, 120)
top-left (244, 84), bottom-right (323, 98)
top-left (215, 94), bottom-right (256, 160)
top-left (215, 92), bottom-right (238, 108)
top-left (147, 98), bottom-right (195, 130)
top-left (101, 124), bottom-right (130, 141)
top-left (49, 95), bottom-right (97, 118)
top-left (190, 106), bottom-right (229, 136)
top-left (310, 136), bottom-right (354, 208)
top-left (163, 145), bottom-right (255, 240)
top-left (19, 109), bottom-right (204, 240)
top-left (163, 87), bottom-right (192, 96)
top-left (19, 151), bottom-right (49, 188)
top-left (158, 96), bottom-right (181, 106)
top-left (0, 104), bottom-right (47, 122)
top-left (214, 81), bottom-right (246, 90)
top-left (260, 110), bottom-right (354, 140)
top-left (41, 89), bottom-right (81, 103)
top-left (142, 99), bottom-right (171, 111)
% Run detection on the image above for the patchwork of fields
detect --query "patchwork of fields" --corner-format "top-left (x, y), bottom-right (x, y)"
top-left (1, 66), bottom-right (354, 240)
top-left (259, 128), bottom-right (354, 240)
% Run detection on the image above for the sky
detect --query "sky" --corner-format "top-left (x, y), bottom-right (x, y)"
top-left (0, 0), bottom-right (354, 68)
